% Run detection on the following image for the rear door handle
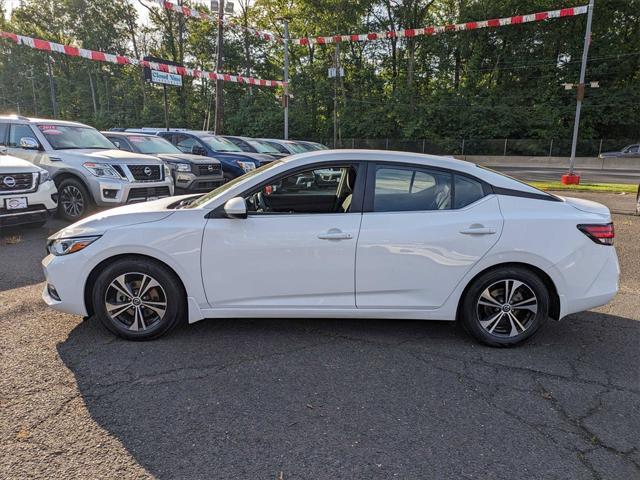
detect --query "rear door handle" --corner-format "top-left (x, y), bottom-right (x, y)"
top-left (318, 229), bottom-right (353, 240)
top-left (460, 227), bottom-right (497, 235)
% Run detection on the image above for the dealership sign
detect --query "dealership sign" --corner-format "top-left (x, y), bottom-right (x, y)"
top-left (149, 69), bottom-right (183, 87)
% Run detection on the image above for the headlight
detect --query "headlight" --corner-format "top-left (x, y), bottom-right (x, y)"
top-left (47, 236), bottom-right (100, 256)
top-left (83, 162), bottom-right (120, 178)
top-left (38, 170), bottom-right (51, 184)
top-left (236, 161), bottom-right (256, 173)
top-left (174, 163), bottom-right (190, 172)
top-left (164, 164), bottom-right (173, 178)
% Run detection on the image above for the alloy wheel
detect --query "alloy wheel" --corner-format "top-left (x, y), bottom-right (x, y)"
top-left (60, 185), bottom-right (85, 218)
top-left (476, 279), bottom-right (538, 338)
top-left (104, 272), bottom-right (167, 332)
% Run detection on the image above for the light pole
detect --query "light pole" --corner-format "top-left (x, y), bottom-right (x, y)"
top-left (564, 0), bottom-right (595, 184)
top-left (283, 19), bottom-right (290, 140)
top-left (214, 0), bottom-right (225, 134)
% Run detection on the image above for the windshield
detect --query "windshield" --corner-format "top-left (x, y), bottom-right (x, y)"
top-left (38, 125), bottom-right (115, 150)
top-left (187, 160), bottom-right (283, 208)
top-left (201, 135), bottom-right (243, 152)
top-left (286, 142), bottom-right (308, 154)
top-left (126, 135), bottom-right (182, 155)
top-left (248, 140), bottom-right (281, 154)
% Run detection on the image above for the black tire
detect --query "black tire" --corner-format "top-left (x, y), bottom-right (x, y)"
top-left (91, 257), bottom-right (185, 341)
top-left (460, 266), bottom-right (549, 347)
top-left (57, 177), bottom-right (92, 222)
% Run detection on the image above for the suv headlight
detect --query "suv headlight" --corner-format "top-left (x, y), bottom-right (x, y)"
top-left (236, 161), bottom-right (256, 173)
top-left (83, 162), bottom-right (120, 178)
top-left (174, 163), bottom-right (190, 172)
top-left (48, 236), bottom-right (101, 256)
top-left (38, 170), bottom-right (51, 184)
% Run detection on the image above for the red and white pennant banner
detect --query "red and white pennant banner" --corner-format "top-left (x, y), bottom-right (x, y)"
top-left (291, 5), bottom-right (588, 45)
top-left (0, 31), bottom-right (286, 87)
top-left (157, 0), bottom-right (282, 43)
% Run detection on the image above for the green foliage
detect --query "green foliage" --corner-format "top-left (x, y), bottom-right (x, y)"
top-left (0, 0), bottom-right (638, 145)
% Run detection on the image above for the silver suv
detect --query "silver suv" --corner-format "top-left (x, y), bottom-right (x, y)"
top-left (0, 116), bottom-right (173, 221)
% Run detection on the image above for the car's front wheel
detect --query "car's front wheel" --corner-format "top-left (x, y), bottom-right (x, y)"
top-left (460, 266), bottom-right (549, 347)
top-left (57, 177), bottom-right (91, 221)
top-left (91, 258), bottom-right (185, 340)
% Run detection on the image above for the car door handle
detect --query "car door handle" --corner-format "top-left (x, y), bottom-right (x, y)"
top-left (318, 229), bottom-right (353, 240)
top-left (460, 226), bottom-right (497, 235)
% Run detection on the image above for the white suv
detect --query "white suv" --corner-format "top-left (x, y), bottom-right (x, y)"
top-left (0, 116), bottom-right (173, 221)
top-left (0, 153), bottom-right (57, 228)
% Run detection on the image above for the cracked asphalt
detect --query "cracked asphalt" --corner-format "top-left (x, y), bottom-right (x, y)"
top-left (0, 195), bottom-right (638, 479)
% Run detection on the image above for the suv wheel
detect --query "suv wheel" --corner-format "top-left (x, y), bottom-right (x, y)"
top-left (91, 258), bottom-right (185, 340)
top-left (57, 178), bottom-right (91, 221)
top-left (460, 267), bottom-right (549, 347)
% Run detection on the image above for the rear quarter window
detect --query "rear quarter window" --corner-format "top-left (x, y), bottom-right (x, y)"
top-left (454, 175), bottom-right (486, 208)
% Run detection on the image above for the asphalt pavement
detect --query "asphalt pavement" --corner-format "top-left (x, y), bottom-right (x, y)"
top-left (0, 194), bottom-right (638, 479)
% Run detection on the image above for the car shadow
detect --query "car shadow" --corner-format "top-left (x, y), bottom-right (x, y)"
top-left (57, 312), bottom-right (640, 479)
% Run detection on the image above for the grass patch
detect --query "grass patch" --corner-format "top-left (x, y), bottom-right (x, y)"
top-left (529, 181), bottom-right (638, 193)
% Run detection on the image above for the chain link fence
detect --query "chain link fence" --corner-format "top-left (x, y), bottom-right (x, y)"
top-left (324, 138), bottom-right (639, 157)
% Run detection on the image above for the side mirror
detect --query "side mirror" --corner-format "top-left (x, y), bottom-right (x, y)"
top-left (19, 137), bottom-right (40, 150)
top-left (223, 197), bottom-right (247, 219)
top-left (113, 140), bottom-right (121, 149)
top-left (191, 145), bottom-right (207, 156)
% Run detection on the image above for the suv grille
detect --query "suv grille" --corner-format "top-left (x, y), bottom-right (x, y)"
top-left (128, 165), bottom-right (162, 182)
top-left (126, 186), bottom-right (171, 203)
top-left (0, 173), bottom-right (36, 193)
top-left (194, 163), bottom-right (222, 176)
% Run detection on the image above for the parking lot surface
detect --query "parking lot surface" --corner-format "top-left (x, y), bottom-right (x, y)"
top-left (1, 198), bottom-right (638, 479)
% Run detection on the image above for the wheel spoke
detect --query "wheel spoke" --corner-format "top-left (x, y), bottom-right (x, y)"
top-left (480, 311), bottom-right (503, 332)
top-left (142, 301), bottom-right (166, 317)
top-left (511, 297), bottom-right (538, 313)
top-left (129, 306), bottom-right (142, 331)
top-left (480, 288), bottom-right (501, 307)
top-left (139, 275), bottom-right (161, 298)
top-left (111, 275), bottom-right (134, 299)
top-left (105, 301), bottom-right (132, 317)
top-left (505, 280), bottom-right (524, 304)
top-left (508, 312), bottom-right (527, 332)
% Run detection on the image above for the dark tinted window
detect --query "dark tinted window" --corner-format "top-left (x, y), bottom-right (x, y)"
top-left (454, 175), bottom-right (486, 208)
top-left (374, 166), bottom-right (451, 212)
top-left (0, 123), bottom-right (8, 145)
top-left (174, 134), bottom-right (199, 153)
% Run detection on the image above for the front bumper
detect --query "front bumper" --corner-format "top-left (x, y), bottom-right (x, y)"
top-left (89, 178), bottom-right (174, 207)
top-left (0, 180), bottom-right (58, 227)
top-left (42, 252), bottom-right (89, 317)
top-left (173, 172), bottom-right (224, 192)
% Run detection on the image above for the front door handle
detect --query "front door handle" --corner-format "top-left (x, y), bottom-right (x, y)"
top-left (460, 226), bottom-right (497, 235)
top-left (318, 228), bottom-right (353, 240)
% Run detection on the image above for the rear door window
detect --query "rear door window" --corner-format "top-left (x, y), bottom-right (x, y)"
top-left (373, 166), bottom-right (452, 212)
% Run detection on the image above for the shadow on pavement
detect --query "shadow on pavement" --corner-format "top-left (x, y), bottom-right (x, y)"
top-left (57, 312), bottom-right (640, 479)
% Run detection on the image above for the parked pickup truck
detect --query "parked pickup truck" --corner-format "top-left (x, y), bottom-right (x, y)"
top-left (0, 116), bottom-right (173, 221)
top-left (103, 131), bottom-right (223, 193)
top-left (0, 152), bottom-right (58, 228)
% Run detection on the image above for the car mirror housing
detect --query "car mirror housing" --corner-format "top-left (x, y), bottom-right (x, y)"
top-left (191, 145), bottom-right (207, 156)
top-left (224, 197), bottom-right (247, 219)
top-left (19, 137), bottom-right (40, 150)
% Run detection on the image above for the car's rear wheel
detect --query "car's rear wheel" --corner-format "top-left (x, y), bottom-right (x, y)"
top-left (460, 267), bottom-right (549, 347)
top-left (91, 258), bottom-right (185, 340)
top-left (57, 178), bottom-right (91, 221)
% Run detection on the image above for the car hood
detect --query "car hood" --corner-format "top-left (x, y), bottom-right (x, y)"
top-left (561, 196), bottom-right (611, 217)
top-left (0, 154), bottom-right (42, 173)
top-left (155, 153), bottom-right (220, 165)
top-left (48, 196), bottom-right (190, 238)
top-left (52, 149), bottom-right (162, 164)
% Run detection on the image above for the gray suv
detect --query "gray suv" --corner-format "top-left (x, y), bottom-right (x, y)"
top-left (0, 116), bottom-right (173, 221)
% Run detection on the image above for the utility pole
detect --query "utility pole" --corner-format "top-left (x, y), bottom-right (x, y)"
top-left (565, 0), bottom-right (595, 183)
top-left (333, 43), bottom-right (340, 148)
top-left (283, 19), bottom-right (290, 140)
top-left (214, 0), bottom-right (225, 134)
top-left (46, 55), bottom-right (59, 118)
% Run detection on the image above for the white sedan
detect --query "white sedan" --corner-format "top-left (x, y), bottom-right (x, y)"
top-left (42, 150), bottom-right (619, 346)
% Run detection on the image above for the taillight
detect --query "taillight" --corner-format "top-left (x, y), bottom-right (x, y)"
top-left (578, 223), bottom-right (615, 245)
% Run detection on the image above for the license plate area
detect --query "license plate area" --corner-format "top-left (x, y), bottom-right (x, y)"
top-left (5, 197), bottom-right (28, 210)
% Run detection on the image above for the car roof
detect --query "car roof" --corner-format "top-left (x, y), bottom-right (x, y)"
top-left (0, 115), bottom-right (91, 128)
